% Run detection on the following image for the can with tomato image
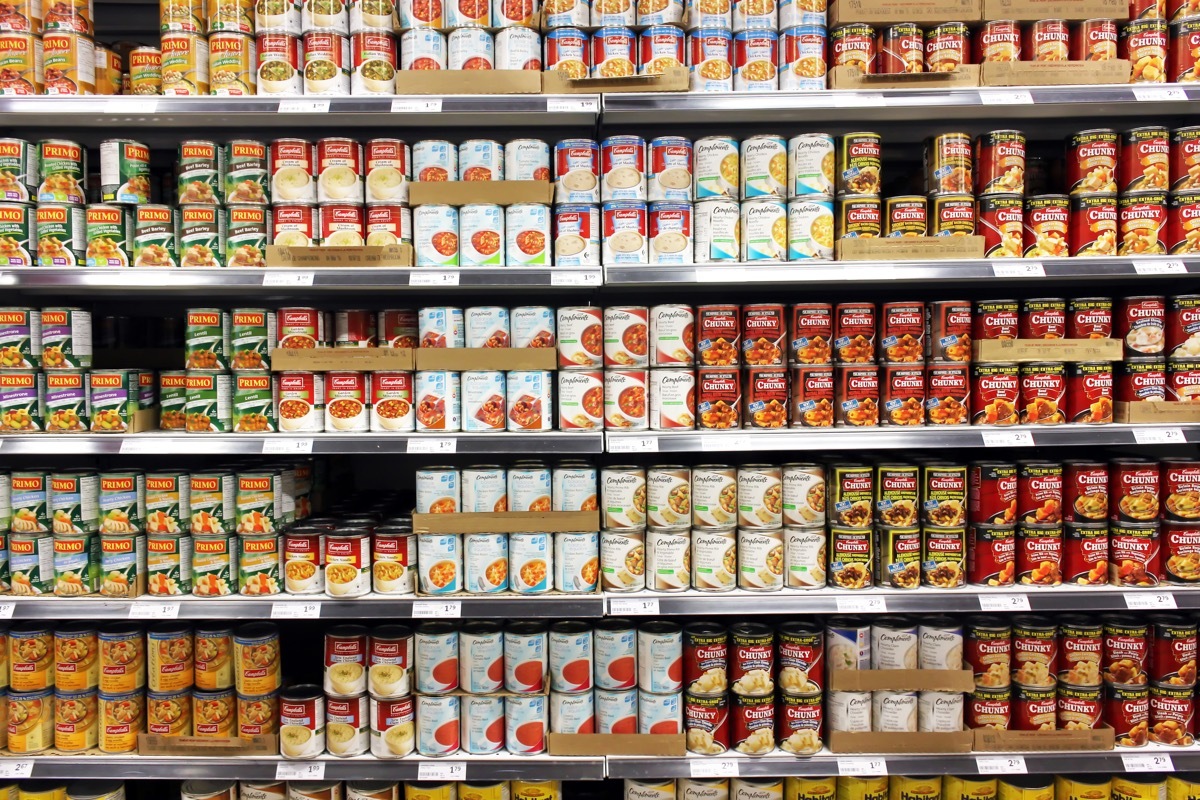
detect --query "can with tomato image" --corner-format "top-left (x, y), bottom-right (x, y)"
top-left (459, 694), bottom-right (503, 755)
top-left (596, 687), bottom-right (637, 733)
top-left (495, 27), bottom-right (541, 69)
top-left (1064, 460), bottom-right (1108, 524)
top-left (558, 370), bottom-right (603, 431)
top-left (970, 461), bottom-right (1017, 527)
top-left (879, 23), bottom-right (923, 74)
top-left (447, 27), bottom-right (494, 70)
top-left (551, 689), bottom-right (594, 735)
top-left (505, 693), bottom-right (547, 755)
top-left (1065, 362), bottom-right (1113, 424)
top-left (880, 364), bottom-right (925, 427)
top-left (604, 368), bottom-right (648, 430)
top-left (638, 688), bottom-right (682, 735)
top-left (545, 28), bottom-right (591, 80)
top-left (1020, 298), bottom-right (1067, 340)
top-left (733, 29), bottom-right (778, 90)
top-left (830, 23), bottom-right (875, 72)
top-left (697, 367), bottom-right (741, 430)
top-left (594, 618), bottom-right (636, 691)
top-left (975, 19), bottom-right (1020, 61)
top-left (1024, 18), bottom-right (1069, 61)
top-left (1074, 18), bottom-right (1118, 60)
top-left (413, 204), bottom-right (459, 267)
top-left (925, 22), bottom-right (970, 71)
top-left (557, 306), bottom-right (603, 369)
top-left (414, 694), bottom-right (459, 757)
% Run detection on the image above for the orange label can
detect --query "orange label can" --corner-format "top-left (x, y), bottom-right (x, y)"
top-left (147, 624), bottom-right (194, 693)
top-left (98, 689), bottom-right (144, 752)
top-left (42, 30), bottom-right (95, 94)
top-left (147, 687), bottom-right (192, 735)
top-left (7, 687), bottom-right (53, 753)
top-left (0, 33), bottom-right (43, 94)
top-left (9, 625), bottom-right (54, 691)
top-left (53, 687), bottom-right (98, 751)
top-left (161, 31), bottom-right (209, 94)
top-left (54, 624), bottom-right (98, 692)
top-left (99, 623), bottom-right (146, 694)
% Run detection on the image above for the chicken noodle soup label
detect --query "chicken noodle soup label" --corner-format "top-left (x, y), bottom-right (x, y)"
top-left (190, 472), bottom-right (234, 535)
top-left (9, 533), bottom-right (52, 596)
top-left (97, 473), bottom-right (144, 534)
top-left (53, 532), bottom-right (99, 596)
top-left (740, 198), bottom-right (787, 261)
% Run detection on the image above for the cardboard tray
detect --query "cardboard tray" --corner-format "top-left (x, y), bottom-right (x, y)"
top-left (395, 70), bottom-right (542, 95)
top-left (972, 338), bottom-right (1123, 363)
top-left (266, 244), bottom-right (414, 268)
top-left (139, 734), bottom-right (278, 756)
top-left (62, 408), bottom-right (158, 435)
top-left (1115, 401), bottom-right (1200, 424)
top-left (835, 236), bottom-right (986, 261)
top-left (982, 0), bottom-right (1127, 20)
top-left (408, 181), bottom-right (554, 207)
top-left (981, 60), bottom-right (1131, 86)
top-left (829, 0), bottom-right (980, 25)
top-left (415, 347), bottom-right (557, 371)
top-left (542, 66), bottom-right (689, 94)
top-left (829, 729), bottom-right (975, 754)
top-left (271, 348), bottom-right (416, 372)
top-left (830, 65), bottom-right (981, 90)
top-left (829, 669), bottom-right (975, 693)
top-left (413, 510), bottom-right (601, 534)
top-left (972, 724), bottom-right (1114, 752)
top-left (549, 733), bottom-right (686, 756)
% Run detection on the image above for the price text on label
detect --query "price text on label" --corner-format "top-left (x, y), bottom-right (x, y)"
top-left (413, 600), bottom-right (462, 618)
top-left (838, 758), bottom-right (888, 776)
top-left (976, 756), bottom-right (1027, 775)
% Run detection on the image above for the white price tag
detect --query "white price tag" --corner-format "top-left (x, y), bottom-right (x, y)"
top-left (700, 434), bottom-right (753, 452)
top-left (981, 90), bottom-right (1033, 105)
top-left (992, 262), bottom-right (1045, 277)
top-left (278, 99), bottom-right (330, 113)
top-left (409, 271), bottom-right (459, 286)
top-left (976, 756), bottom-right (1027, 775)
top-left (120, 437), bottom-right (185, 454)
top-left (550, 270), bottom-right (601, 286)
top-left (413, 600), bottom-right (461, 618)
top-left (108, 98), bottom-right (157, 113)
top-left (978, 594), bottom-right (1031, 612)
top-left (1123, 754), bottom-right (1175, 772)
top-left (981, 430), bottom-right (1035, 448)
top-left (610, 597), bottom-right (660, 615)
top-left (275, 762), bottom-right (326, 781)
top-left (1133, 86), bottom-right (1188, 102)
top-left (695, 267), bottom-right (745, 283)
top-left (546, 97), bottom-right (599, 113)
top-left (418, 761), bottom-right (466, 781)
top-left (836, 596), bottom-right (887, 613)
top-left (838, 758), bottom-right (888, 776)
top-left (0, 603), bottom-right (15, 619)
top-left (1126, 592), bottom-right (1177, 609)
top-left (0, 762), bottom-right (33, 779)
top-left (1133, 427), bottom-right (1187, 445)
top-left (271, 602), bottom-right (321, 619)
top-left (690, 758), bottom-right (740, 778)
top-left (832, 92), bottom-right (884, 107)
top-left (608, 435), bottom-right (658, 453)
top-left (1134, 260), bottom-right (1187, 275)
top-left (263, 271), bottom-right (315, 287)
top-left (263, 438), bottom-right (314, 455)
top-left (407, 438), bottom-right (457, 454)
top-left (391, 98), bottom-right (442, 113)
top-left (130, 600), bottom-right (180, 619)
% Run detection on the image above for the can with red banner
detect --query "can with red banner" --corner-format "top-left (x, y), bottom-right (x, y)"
top-left (974, 300), bottom-right (1019, 341)
top-left (1168, 359), bottom-right (1200, 400)
top-left (879, 302), bottom-right (924, 363)
top-left (968, 524), bottom-right (1015, 586)
top-left (968, 687), bottom-right (1011, 728)
top-left (1023, 19), bottom-right (1069, 60)
top-left (1068, 130), bottom-right (1119, 194)
top-left (1019, 362), bottom-right (1067, 425)
top-left (790, 365), bottom-right (834, 428)
top-left (1065, 362), bottom-right (1113, 424)
top-left (698, 304), bottom-right (740, 367)
top-left (930, 194), bottom-right (975, 236)
top-left (1122, 18), bottom-right (1167, 84)
top-left (697, 368), bottom-right (741, 430)
top-left (1111, 459), bottom-right (1161, 524)
top-left (639, 26), bottom-right (685, 75)
top-left (1172, 127), bottom-right (1200, 193)
top-left (834, 303), bottom-right (875, 364)
top-left (835, 365), bottom-right (879, 428)
top-left (1168, 296), bottom-right (1200, 357)
top-left (1068, 297), bottom-right (1114, 339)
top-left (1065, 523), bottom-right (1109, 585)
top-left (790, 303), bottom-right (833, 365)
top-left (1149, 617), bottom-right (1197, 681)
top-left (1023, 195), bottom-right (1070, 258)
top-left (778, 25), bottom-right (826, 92)
top-left (1064, 461), bottom-right (1109, 524)
top-left (1018, 461), bottom-right (1064, 526)
top-left (979, 194), bottom-right (1024, 258)
top-left (731, 693), bottom-right (775, 755)
top-left (830, 23), bottom-right (875, 73)
top-left (975, 130), bottom-right (1026, 196)
top-left (1012, 616), bottom-right (1059, 683)
top-left (1118, 192), bottom-right (1168, 256)
top-left (1118, 296), bottom-right (1166, 357)
top-left (1109, 683), bottom-right (1150, 747)
top-left (1122, 127), bottom-right (1170, 193)
top-left (1020, 298), bottom-right (1066, 340)
top-left (926, 301), bottom-right (971, 363)
top-left (879, 22), bottom-right (922, 73)
top-left (1105, 616), bottom-right (1149, 684)
top-left (966, 619), bottom-right (1012, 689)
top-left (777, 621), bottom-right (823, 692)
top-left (591, 26), bottom-right (637, 79)
top-left (685, 693), bottom-right (729, 754)
top-left (1060, 623), bottom-right (1104, 686)
top-left (683, 622), bottom-right (727, 696)
top-left (732, 29), bottom-right (778, 91)
top-left (1117, 358), bottom-right (1167, 401)
top-left (1150, 683), bottom-right (1195, 746)
top-left (1070, 193), bottom-right (1119, 257)
top-left (319, 204), bottom-right (365, 247)
top-left (1163, 460), bottom-right (1200, 524)
top-left (742, 304), bottom-right (786, 367)
top-left (975, 20), bottom-right (1021, 62)
top-left (777, 692), bottom-right (822, 754)
top-left (688, 29), bottom-right (734, 92)
top-left (926, 364), bottom-right (970, 426)
top-left (1073, 18), bottom-right (1118, 60)
top-left (1057, 684), bottom-right (1102, 729)
top-left (1168, 192), bottom-right (1200, 255)
top-left (925, 22), bottom-right (970, 72)
top-left (744, 367), bottom-right (788, 429)
top-left (971, 363), bottom-right (1020, 426)
top-left (970, 462), bottom-right (1017, 527)
top-left (880, 364), bottom-right (925, 427)
top-left (1110, 522), bottom-right (1163, 587)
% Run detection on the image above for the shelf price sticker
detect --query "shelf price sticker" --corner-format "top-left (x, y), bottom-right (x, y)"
top-left (278, 99), bottom-right (330, 113)
top-left (0, 761), bottom-right (33, 779)
top-left (0, 602), bottom-right (16, 619)
top-left (1125, 592), bottom-right (1176, 609)
top-left (1133, 427), bottom-right (1186, 445)
top-left (610, 597), bottom-right (660, 615)
top-left (263, 272), bottom-right (315, 287)
top-left (980, 89), bottom-right (1033, 105)
top-left (271, 602), bottom-right (321, 619)
top-left (409, 271), bottom-right (459, 286)
top-left (1134, 260), bottom-right (1187, 275)
top-left (391, 98), bottom-right (442, 113)
top-left (978, 594), bottom-right (1031, 612)
top-left (838, 758), bottom-right (888, 776)
top-left (550, 270), bottom-right (602, 286)
top-left (701, 434), bottom-right (753, 452)
top-left (831, 92), bottom-right (885, 108)
top-left (975, 756), bottom-right (1027, 775)
top-left (108, 98), bottom-right (158, 113)
top-left (120, 437), bottom-right (188, 454)
top-left (418, 761), bottom-right (467, 781)
top-left (263, 438), bottom-right (314, 455)
top-left (1133, 86), bottom-right (1188, 102)
top-left (690, 758), bottom-right (740, 778)
top-left (276, 762), bottom-right (326, 781)
top-left (609, 435), bottom-right (658, 453)
top-left (407, 438), bottom-right (457, 454)
top-left (981, 430), bottom-right (1034, 448)
top-left (413, 600), bottom-right (461, 619)
top-left (992, 262), bottom-right (1044, 277)
top-left (836, 596), bottom-right (886, 613)
top-left (1123, 754), bottom-right (1174, 772)
top-left (547, 96), bottom-right (599, 113)
top-left (129, 600), bottom-right (180, 619)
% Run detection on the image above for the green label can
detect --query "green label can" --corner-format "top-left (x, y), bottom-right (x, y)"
top-left (132, 204), bottom-right (179, 267)
top-left (99, 139), bottom-right (151, 205)
top-left (179, 204), bottom-right (226, 267)
top-left (9, 532), bottom-right (53, 594)
top-left (235, 471), bottom-right (279, 534)
top-left (233, 372), bottom-right (276, 433)
top-left (238, 533), bottom-right (281, 596)
top-left (85, 203), bottom-right (134, 267)
top-left (0, 532), bottom-right (10, 591)
top-left (0, 472), bottom-right (12, 532)
top-left (178, 140), bottom-right (225, 205)
top-left (0, 138), bottom-right (37, 202)
top-left (186, 371), bottom-right (232, 433)
top-left (53, 532), bottom-right (100, 595)
top-left (41, 307), bottom-right (92, 370)
top-left (192, 533), bottom-right (236, 596)
top-left (98, 471), bottom-right (145, 534)
top-left (230, 308), bottom-right (275, 371)
top-left (44, 370), bottom-right (88, 432)
top-left (49, 471), bottom-right (98, 534)
top-left (0, 370), bottom-right (43, 432)
top-left (185, 308), bottom-right (231, 371)
top-left (89, 369), bottom-right (136, 432)
top-left (138, 369), bottom-right (156, 410)
top-left (0, 202), bottom-right (34, 266)
top-left (224, 204), bottom-right (269, 267)
top-left (0, 307), bottom-right (40, 369)
top-left (36, 203), bottom-right (86, 266)
top-left (147, 531), bottom-right (192, 595)
top-left (190, 471), bottom-right (234, 535)
top-left (159, 370), bottom-right (188, 430)
top-left (224, 139), bottom-right (268, 205)
top-left (37, 138), bottom-right (86, 205)
top-left (99, 532), bottom-right (145, 597)
top-left (145, 471), bottom-right (190, 534)
top-left (11, 471), bottom-right (49, 533)
top-left (279, 466), bottom-right (296, 527)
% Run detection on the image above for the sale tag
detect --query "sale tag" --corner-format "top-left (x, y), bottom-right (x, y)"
top-left (263, 272), bottom-right (315, 287)
top-left (276, 762), bottom-right (326, 780)
top-left (546, 97), bottom-right (599, 113)
top-left (690, 758), bottom-right (740, 778)
top-left (609, 436), bottom-right (658, 453)
top-left (271, 602), bottom-right (321, 619)
top-left (0, 762), bottom-right (33, 779)
top-left (1125, 592), bottom-right (1176, 609)
top-left (838, 758), bottom-right (888, 776)
top-left (992, 262), bottom-right (1045, 277)
top-left (1133, 427), bottom-right (1187, 445)
top-left (278, 99), bottom-right (330, 113)
top-left (550, 270), bottom-right (602, 286)
top-left (610, 597), bottom-right (660, 615)
top-left (836, 596), bottom-right (886, 613)
top-left (409, 271), bottom-right (459, 286)
top-left (418, 762), bottom-right (466, 781)
top-left (413, 600), bottom-right (461, 619)
top-left (1134, 260), bottom-right (1187, 275)
top-left (976, 756), bottom-right (1027, 775)
top-left (391, 98), bottom-right (442, 113)
top-left (1123, 754), bottom-right (1174, 772)
top-left (1133, 86), bottom-right (1188, 102)
top-left (407, 438), bottom-right (457, 454)
top-left (0, 603), bottom-right (15, 618)
top-left (978, 594), bottom-right (1031, 612)
top-left (981, 430), bottom-right (1034, 448)
top-left (130, 600), bottom-right (180, 619)
top-left (980, 89), bottom-right (1033, 105)
top-left (263, 438), bottom-right (314, 455)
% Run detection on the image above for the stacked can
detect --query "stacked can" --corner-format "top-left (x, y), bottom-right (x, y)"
top-left (0, 306), bottom-right (93, 436)
top-left (599, 465), bottom-right (649, 592)
top-left (176, 138), bottom-right (273, 267)
top-left (1170, 129), bottom-right (1200, 254)
top-left (181, 307), bottom-right (278, 434)
top-left (0, 0), bottom-right (103, 96)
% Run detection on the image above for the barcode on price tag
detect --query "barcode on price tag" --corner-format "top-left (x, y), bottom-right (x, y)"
top-left (610, 597), bottom-right (660, 615)
top-left (981, 430), bottom-right (1034, 447)
top-left (992, 262), bottom-right (1044, 277)
top-left (0, 602), bottom-right (16, 618)
top-left (276, 762), bottom-right (326, 780)
top-left (1123, 754), bottom-right (1174, 772)
top-left (976, 756), bottom-right (1026, 775)
top-left (263, 272), bottom-right (314, 287)
top-left (130, 600), bottom-right (180, 619)
top-left (0, 761), bottom-right (33, 779)
top-left (836, 596), bottom-right (886, 613)
top-left (978, 594), bottom-right (1031, 612)
top-left (980, 90), bottom-right (1033, 105)
top-left (701, 434), bottom-right (753, 452)
top-left (1125, 592), bottom-right (1176, 609)
top-left (278, 99), bottom-right (330, 113)
top-left (409, 271), bottom-right (459, 286)
top-left (1133, 86), bottom-right (1188, 102)
top-left (271, 602), bottom-right (321, 619)
top-left (1133, 260), bottom-right (1187, 275)
top-left (419, 762), bottom-right (467, 780)
top-left (263, 438), bottom-right (314, 455)
top-left (391, 98), bottom-right (442, 113)
top-left (413, 600), bottom-right (461, 618)
top-left (609, 436), bottom-right (658, 453)
top-left (690, 758), bottom-right (740, 778)
top-left (838, 758), bottom-right (888, 776)
top-left (1133, 427), bottom-right (1186, 445)
top-left (407, 438), bottom-right (456, 454)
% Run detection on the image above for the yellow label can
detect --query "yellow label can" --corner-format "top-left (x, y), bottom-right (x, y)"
top-left (840, 777), bottom-right (890, 800)
top-left (9, 626), bottom-right (53, 691)
top-left (998, 778), bottom-right (1053, 800)
top-left (194, 626), bottom-right (233, 691)
top-left (7, 688), bottom-right (53, 753)
top-left (54, 624), bottom-right (98, 692)
top-left (788, 778), bottom-right (837, 800)
top-left (98, 623), bottom-right (145, 694)
top-left (147, 688), bottom-right (192, 736)
top-left (192, 687), bottom-right (235, 737)
top-left (891, 777), bottom-right (943, 800)
top-left (53, 688), bottom-right (97, 751)
top-left (1056, 776), bottom-right (1111, 800)
top-left (1112, 776), bottom-right (1165, 800)
top-left (944, 777), bottom-right (997, 800)
top-left (98, 690), bottom-right (143, 753)
top-left (1167, 776), bottom-right (1200, 800)
top-left (147, 623), bottom-right (193, 692)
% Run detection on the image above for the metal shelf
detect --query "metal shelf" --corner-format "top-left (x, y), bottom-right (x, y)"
top-left (0, 432), bottom-right (603, 456)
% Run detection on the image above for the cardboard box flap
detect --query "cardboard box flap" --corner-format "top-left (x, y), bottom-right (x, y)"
top-left (408, 180), bottom-right (554, 207)
top-left (830, 0), bottom-right (980, 25)
top-left (415, 347), bottom-right (557, 371)
top-left (266, 245), bottom-right (414, 268)
top-left (836, 236), bottom-right (986, 262)
top-left (982, 60), bottom-right (1131, 86)
top-left (830, 729), bottom-right (974, 754)
top-left (542, 67), bottom-right (689, 94)
top-left (973, 338), bottom-right (1123, 363)
top-left (395, 70), bottom-right (542, 94)
top-left (139, 734), bottom-right (278, 756)
top-left (1115, 401), bottom-right (1200, 424)
top-left (548, 733), bottom-right (685, 756)
top-left (830, 65), bottom-right (980, 90)
top-left (829, 669), bottom-right (975, 693)
top-left (271, 348), bottom-right (416, 372)
top-left (982, 0), bottom-right (1127, 19)
top-left (413, 510), bottom-right (601, 534)
top-left (972, 725), bottom-right (1114, 752)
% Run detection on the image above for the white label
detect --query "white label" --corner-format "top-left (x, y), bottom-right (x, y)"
top-left (690, 758), bottom-right (740, 778)
top-left (696, 267), bottom-right (746, 283)
top-left (129, 600), bottom-right (180, 619)
top-left (981, 430), bottom-right (1034, 448)
top-left (0, 761), bottom-right (33, 779)
top-left (1133, 427), bottom-right (1187, 445)
top-left (978, 594), bottom-right (1031, 612)
top-left (407, 438), bottom-right (457, 454)
top-left (409, 271), bottom-right (459, 286)
top-left (391, 98), bottom-right (442, 113)
top-left (976, 756), bottom-right (1027, 775)
top-left (418, 761), bottom-right (466, 781)
top-left (271, 602), bottom-right (322, 619)
top-left (0, 603), bottom-right (14, 618)
top-left (838, 758), bottom-right (888, 776)
top-left (546, 96), bottom-right (599, 113)
top-left (551, 270), bottom-right (602, 286)
top-left (263, 271), bottom-right (315, 287)
top-left (120, 437), bottom-right (187, 454)
top-left (610, 597), bottom-right (660, 615)
top-left (263, 438), bottom-right (314, 455)
top-left (413, 600), bottom-right (461, 618)
top-left (1134, 260), bottom-right (1187, 275)
top-left (1125, 592), bottom-right (1176, 609)
top-left (1133, 86), bottom-right (1188, 102)
top-left (981, 89), bottom-right (1033, 105)
top-left (832, 92), bottom-right (885, 107)
top-left (278, 99), bottom-right (330, 113)
top-left (276, 762), bottom-right (326, 780)
top-left (1123, 754), bottom-right (1175, 772)
top-left (701, 434), bottom-right (753, 452)
top-left (108, 98), bottom-right (157, 113)
top-left (992, 262), bottom-right (1045, 277)
top-left (836, 596), bottom-right (886, 613)
top-left (608, 435), bottom-right (658, 453)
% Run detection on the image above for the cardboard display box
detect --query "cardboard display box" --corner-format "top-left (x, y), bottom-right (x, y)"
top-left (408, 181), bottom-right (554, 207)
top-left (835, 236), bottom-right (986, 261)
top-left (549, 733), bottom-right (685, 756)
top-left (266, 244), bottom-right (414, 268)
top-left (1115, 401), bottom-right (1200, 423)
top-left (830, 0), bottom-right (980, 25)
top-left (413, 510), bottom-right (601, 534)
top-left (982, 0), bottom-right (1127, 19)
top-left (271, 348), bottom-right (416, 372)
top-left (973, 724), bottom-right (1114, 752)
top-left (830, 65), bottom-right (981, 90)
top-left (542, 66), bottom-right (689, 94)
top-left (830, 729), bottom-right (975, 754)
top-left (973, 338), bottom-right (1123, 363)
top-left (395, 70), bottom-right (542, 95)
top-left (981, 60), bottom-right (1131, 86)
top-left (139, 734), bottom-right (278, 756)
top-left (829, 669), bottom-right (975, 693)
top-left (415, 347), bottom-right (557, 371)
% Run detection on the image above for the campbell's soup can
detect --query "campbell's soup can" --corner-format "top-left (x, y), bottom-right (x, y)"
top-left (553, 204), bottom-right (601, 267)
top-left (602, 201), bottom-right (648, 264)
top-left (270, 139), bottom-right (315, 205)
top-left (555, 138), bottom-right (600, 204)
top-left (591, 26), bottom-right (636, 78)
top-left (302, 31), bottom-right (350, 95)
top-left (689, 28), bottom-right (733, 92)
top-left (733, 29), bottom-right (778, 90)
top-left (496, 27), bottom-right (542, 68)
top-left (448, 27), bottom-right (494, 70)
top-left (545, 27), bottom-right (591, 78)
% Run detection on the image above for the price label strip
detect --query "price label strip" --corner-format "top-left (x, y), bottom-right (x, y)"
top-left (838, 758), bottom-right (888, 776)
top-left (981, 430), bottom-right (1034, 448)
top-left (262, 272), bottom-right (314, 287)
top-left (391, 98), bottom-right (442, 113)
top-left (992, 262), bottom-right (1045, 277)
top-left (546, 97), bottom-right (599, 113)
top-left (609, 436), bottom-right (658, 453)
top-left (263, 438), bottom-right (314, 455)
top-left (276, 762), bottom-right (326, 781)
top-left (690, 758), bottom-right (740, 778)
top-left (278, 99), bottom-right (330, 113)
top-left (418, 761), bottom-right (466, 780)
top-left (0, 762), bottom-right (33, 779)
top-left (409, 271), bottom-right (459, 286)
top-left (1125, 592), bottom-right (1176, 609)
top-left (271, 602), bottom-right (322, 619)
top-left (978, 594), bottom-right (1031, 612)
top-left (976, 756), bottom-right (1027, 775)
top-left (0, 602), bottom-right (16, 619)
top-left (835, 596), bottom-right (886, 613)
top-left (1133, 260), bottom-right (1187, 275)
top-left (413, 600), bottom-right (462, 619)
top-left (407, 438), bottom-right (457, 454)
top-left (609, 597), bottom-right (660, 615)
top-left (1123, 754), bottom-right (1174, 772)
top-left (129, 600), bottom-right (181, 619)
top-left (980, 89), bottom-right (1034, 105)
top-left (1133, 427), bottom-right (1186, 445)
